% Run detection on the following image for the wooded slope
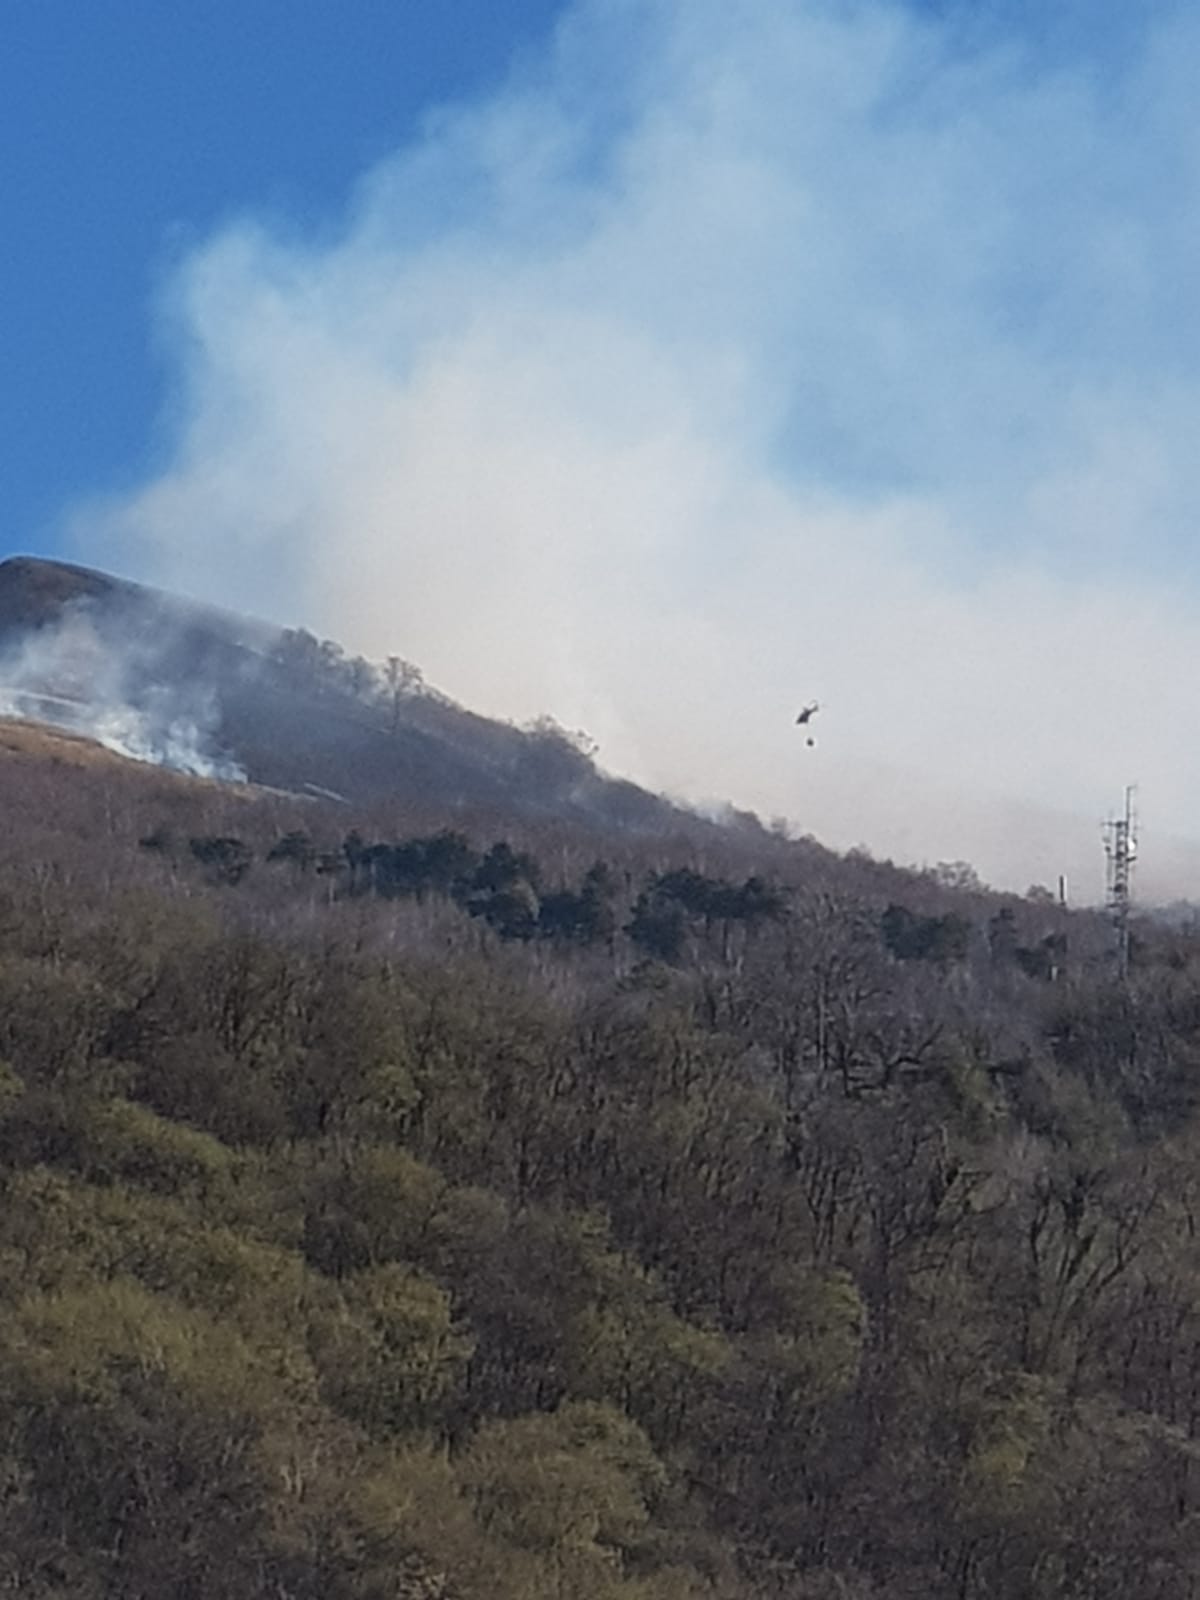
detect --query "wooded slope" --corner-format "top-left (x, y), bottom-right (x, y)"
top-left (0, 724), bottom-right (1195, 1599)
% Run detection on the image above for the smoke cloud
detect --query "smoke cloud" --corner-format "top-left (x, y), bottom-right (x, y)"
top-left (0, 605), bottom-right (246, 783)
top-left (66, 0), bottom-right (1200, 896)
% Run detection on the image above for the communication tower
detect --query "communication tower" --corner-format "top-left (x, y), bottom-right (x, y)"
top-left (1103, 785), bottom-right (1138, 978)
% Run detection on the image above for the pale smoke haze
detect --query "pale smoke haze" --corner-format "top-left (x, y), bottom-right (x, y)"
top-left (66, 0), bottom-right (1200, 896)
top-left (0, 607), bottom-right (246, 783)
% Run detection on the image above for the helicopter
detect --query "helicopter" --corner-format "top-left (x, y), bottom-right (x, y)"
top-left (795, 701), bottom-right (819, 747)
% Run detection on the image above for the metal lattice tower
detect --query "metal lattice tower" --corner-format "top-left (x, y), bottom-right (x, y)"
top-left (1103, 785), bottom-right (1138, 978)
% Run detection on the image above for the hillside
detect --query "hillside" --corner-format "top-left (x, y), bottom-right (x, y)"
top-left (1, 660), bottom-right (1198, 1598)
top-left (0, 555), bottom-right (686, 830)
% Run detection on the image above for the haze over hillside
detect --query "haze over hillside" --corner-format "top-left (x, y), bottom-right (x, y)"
top-left (0, 555), bottom-right (724, 839)
top-left (5, 553), bottom-right (1196, 905)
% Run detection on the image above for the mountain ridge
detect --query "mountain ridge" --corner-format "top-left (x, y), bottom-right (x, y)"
top-left (0, 555), bottom-right (693, 834)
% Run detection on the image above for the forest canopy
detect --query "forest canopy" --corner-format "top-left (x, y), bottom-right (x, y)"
top-left (0, 720), bottom-right (1196, 1598)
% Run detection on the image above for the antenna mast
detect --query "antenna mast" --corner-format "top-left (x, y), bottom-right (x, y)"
top-left (1103, 784), bottom-right (1138, 978)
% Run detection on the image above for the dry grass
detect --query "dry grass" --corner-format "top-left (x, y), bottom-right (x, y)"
top-left (0, 715), bottom-right (136, 769)
top-left (0, 715), bottom-right (265, 801)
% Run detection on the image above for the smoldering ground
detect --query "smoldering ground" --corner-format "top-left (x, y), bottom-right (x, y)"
top-left (0, 599), bottom-right (247, 783)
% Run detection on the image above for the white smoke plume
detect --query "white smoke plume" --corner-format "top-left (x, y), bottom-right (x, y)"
top-left (65, 0), bottom-right (1200, 896)
top-left (0, 605), bottom-right (246, 783)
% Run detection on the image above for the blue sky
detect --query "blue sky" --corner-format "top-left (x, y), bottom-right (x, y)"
top-left (3, 0), bottom-right (562, 543)
top-left (8, 0), bottom-right (1200, 891)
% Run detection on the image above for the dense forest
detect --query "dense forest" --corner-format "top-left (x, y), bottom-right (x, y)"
top-left (1, 719), bottom-right (1199, 1598)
